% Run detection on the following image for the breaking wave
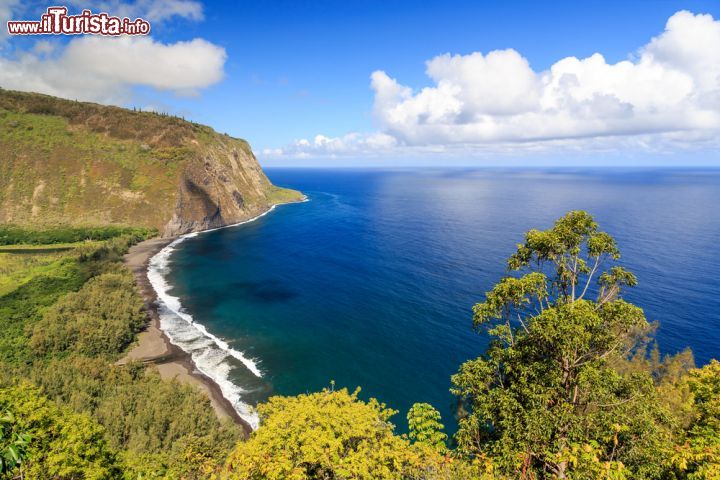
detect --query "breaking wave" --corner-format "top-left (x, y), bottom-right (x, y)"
top-left (146, 201), bottom-right (306, 429)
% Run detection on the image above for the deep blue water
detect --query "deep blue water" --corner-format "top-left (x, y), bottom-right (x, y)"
top-left (166, 168), bottom-right (720, 431)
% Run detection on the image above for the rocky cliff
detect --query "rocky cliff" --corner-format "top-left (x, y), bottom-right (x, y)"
top-left (0, 89), bottom-right (302, 237)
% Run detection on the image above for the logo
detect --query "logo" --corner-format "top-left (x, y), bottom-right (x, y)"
top-left (7, 6), bottom-right (151, 36)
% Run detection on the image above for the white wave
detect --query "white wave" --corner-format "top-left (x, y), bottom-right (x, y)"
top-left (146, 199), bottom-right (308, 429)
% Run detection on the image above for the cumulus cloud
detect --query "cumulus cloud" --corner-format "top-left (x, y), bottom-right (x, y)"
top-left (0, 35), bottom-right (226, 103)
top-left (268, 10), bottom-right (720, 158)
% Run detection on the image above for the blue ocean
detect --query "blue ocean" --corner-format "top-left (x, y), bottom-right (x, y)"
top-left (154, 169), bottom-right (720, 431)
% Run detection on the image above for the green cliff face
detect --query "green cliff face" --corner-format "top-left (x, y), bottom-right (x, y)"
top-left (0, 89), bottom-right (302, 237)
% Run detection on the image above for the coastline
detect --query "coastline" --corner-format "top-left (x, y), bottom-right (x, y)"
top-left (118, 235), bottom-right (253, 435)
top-left (118, 198), bottom-right (307, 436)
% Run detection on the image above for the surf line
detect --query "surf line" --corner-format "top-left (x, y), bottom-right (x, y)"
top-left (147, 197), bottom-right (308, 429)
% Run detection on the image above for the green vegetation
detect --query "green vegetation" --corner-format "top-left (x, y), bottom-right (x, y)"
top-left (451, 211), bottom-right (671, 477)
top-left (0, 248), bottom-right (77, 296)
top-left (267, 186), bottom-right (306, 205)
top-left (407, 403), bottom-right (448, 453)
top-left (0, 89), bottom-right (302, 234)
top-left (0, 383), bottom-right (120, 479)
top-left (0, 409), bottom-right (31, 476)
top-left (0, 225), bottom-right (154, 246)
top-left (0, 255), bottom-right (85, 365)
top-left (1, 212), bottom-right (718, 479)
top-left (0, 102), bottom-right (181, 229)
top-left (30, 271), bottom-right (145, 358)
top-left (0, 226), bottom-right (242, 479)
top-left (222, 388), bottom-right (476, 480)
top-left (31, 357), bottom-right (240, 478)
top-left (669, 360), bottom-right (720, 479)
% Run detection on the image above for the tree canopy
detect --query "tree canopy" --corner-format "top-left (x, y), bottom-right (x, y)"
top-left (223, 388), bottom-right (460, 480)
top-left (0, 383), bottom-right (120, 480)
top-left (451, 211), bottom-right (684, 478)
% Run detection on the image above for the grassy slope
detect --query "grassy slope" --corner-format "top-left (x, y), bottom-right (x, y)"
top-left (0, 100), bottom-right (183, 228)
top-left (0, 89), bottom-right (302, 232)
top-left (0, 248), bottom-right (83, 296)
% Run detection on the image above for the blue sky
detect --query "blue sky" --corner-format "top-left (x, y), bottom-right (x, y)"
top-left (187, 0), bottom-right (719, 145)
top-left (1, 0), bottom-right (720, 166)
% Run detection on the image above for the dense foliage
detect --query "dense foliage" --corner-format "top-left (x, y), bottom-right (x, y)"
top-left (31, 356), bottom-right (240, 476)
top-left (222, 388), bottom-right (480, 480)
top-left (448, 211), bottom-right (719, 478)
top-left (670, 360), bottom-right (720, 479)
top-left (407, 403), bottom-right (448, 453)
top-left (0, 383), bottom-right (120, 479)
top-left (0, 225), bottom-right (154, 246)
top-left (452, 211), bottom-right (667, 477)
top-left (0, 256), bottom-right (85, 365)
top-left (30, 271), bottom-right (145, 358)
top-left (0, 409), bottom-right (31, 475)
top-left (0, 227), bottom-right (242, 479)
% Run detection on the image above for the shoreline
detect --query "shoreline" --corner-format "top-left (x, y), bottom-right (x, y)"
top-left (118, 235), bottom-right (253, 435)
top-left (118, 198), bottom-right (307, 436)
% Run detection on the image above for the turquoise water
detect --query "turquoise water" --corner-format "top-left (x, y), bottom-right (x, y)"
top-left (161, 169), bottom-right (720, 431)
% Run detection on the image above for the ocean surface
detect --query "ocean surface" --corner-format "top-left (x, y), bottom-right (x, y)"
top-left (151, 168), bottom-right (720, 431)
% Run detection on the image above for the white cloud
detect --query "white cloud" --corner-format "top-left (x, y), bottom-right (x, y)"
top-left (262, 133), bottom-right (398, 158)
top-left (0, 0), bottom-right (20, 42)
top-left (0, 0), bottom-right (221, 102)
top-left (32, 40), bottom-right (56, 55)
top-left (0, 36), bottom-right (226, 103)
top-left (0, 0), bottom-right (18, 21)
top-left (269, 10), bottom-right (720, 159)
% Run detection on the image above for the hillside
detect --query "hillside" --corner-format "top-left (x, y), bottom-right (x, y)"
top-left (0, 89), bottom-right (302, 236)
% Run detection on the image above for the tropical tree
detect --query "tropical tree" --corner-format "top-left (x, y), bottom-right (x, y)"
top-left (452, 211), bottom-right (673, 478)
top-left (407, 403), bottom-right (448, 452)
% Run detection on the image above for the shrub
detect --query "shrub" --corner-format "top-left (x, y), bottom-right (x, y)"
top-left (30, 271), bottom-right (145, 359)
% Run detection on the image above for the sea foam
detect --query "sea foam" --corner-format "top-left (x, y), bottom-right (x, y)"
top-left (146, 201), bottom-right (306, 429)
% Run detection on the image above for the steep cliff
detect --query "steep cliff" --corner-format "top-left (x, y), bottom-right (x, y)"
top-left (0, 89), bottom-right (302, 237)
